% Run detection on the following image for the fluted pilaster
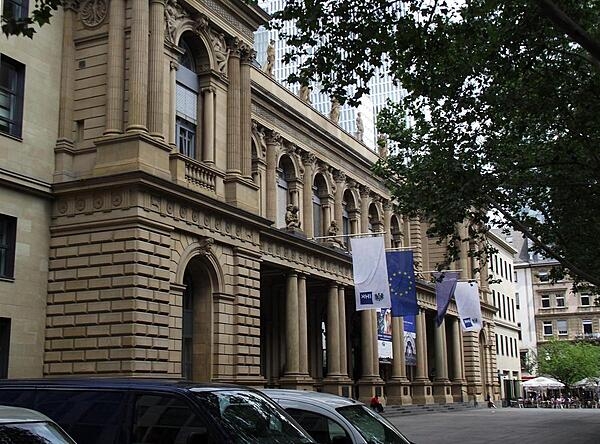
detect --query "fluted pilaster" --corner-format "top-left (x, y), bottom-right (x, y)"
top-left (240, 47), bottom-right (254, 176)
top-left (265, 132), bottom-right (281, 221)
top-left (57, 5), bottom-right (76, 142)
top-left (285, 272), bottom-right (300, 375)
top-left (226, 42), bottom-right (242, 174)
top-left (298, 275), bottom-right (309, 375)
top-left (202, 87), bottom-right (215, 162)
top-left (148, 0), bottom-right (165, 139)
top-left (127, 0), bottom-right (149, 132)
top-left (327, 284), bottom-right (341, 377)
top-left (338, 286), bottom-right (348, 377)
top-left (302, 153), bottom-right (316, 237)
top-left (104, 0), bottom-right (125, 135)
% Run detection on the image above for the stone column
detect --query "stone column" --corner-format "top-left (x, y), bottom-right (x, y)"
top-left (433, 319), bottom-right (453, 403)
top-left (226, 41), bottom-right (242, 174)
top-left (410, 217), bottom-right (423, 272)
top-left (127, 0), bottom-right (149, 132)
top-left (371, 310), bottom-right (380, 381)
top-left (104, 0), bottom-right (125, 135)
top-left (285, 272), bottom-right (300, 376)
top-left (57, 4), bottom-right (76, 143)
top-left (359, 186), bottom-right (370, 233)
top-left (298, 275), bottom-right (309, 376)
top-left (383, 200), bottom-right (393, 249)
top-left (412, 309), bottom-right (434, 404)
top-left (450, 317), bottom-right (466, 401)
top-left (387, 316), bottom-right (412, 405)
top-left (361, 311), bottom-right (374, 378)
top-left (168, 62), bottom-right (178, 149)
top-left (147, 0), bottom-right (165, 139)
top-left (302, 153), bottom-right (316, 238)
top-left (240, 47), bottom-right (254, 177)
top-left (202, 87), bottom-right (215, 163)
top-left (338, 286), bottom-right (348, 378)
top-left (265, 132), bottom-right (281, 222)
top-left (333, 171), bottom-right (345, 227)
top-left (326, 284), bottom-right (341, 378)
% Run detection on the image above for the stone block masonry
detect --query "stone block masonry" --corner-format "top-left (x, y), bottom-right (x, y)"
top-left (45, 226), bottom-right (174, 376)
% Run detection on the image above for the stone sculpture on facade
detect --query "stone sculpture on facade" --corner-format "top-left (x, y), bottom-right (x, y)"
top-left (326, 220), bottom-right (344, 248)
top-left (355, 111), bottom-right (364, 141)
top-left (285, 204), bottom-right (301, 229)
top-left (299, 83), bottom-right (312, 104)
top-left (377, 134), bottom-right (389, 158)
top-left (164, 0), bottom-right (187, 43)
top-left (264, 39), bottom-right (276, 76)
top-left (329, 97), bottom-right (341, 123)
top-left (210, 30), bottom-right (230, 75)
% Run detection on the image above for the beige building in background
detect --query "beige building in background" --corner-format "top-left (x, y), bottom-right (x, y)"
top-left (0, 0), bottom-right (499, 404)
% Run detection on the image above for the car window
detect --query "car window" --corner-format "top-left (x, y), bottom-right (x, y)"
top-left (132, 394), bottom-right (214, 444)
top-left (35, 390), bottom-right (125, 444)
top-left (0, 421), bottom-right (74, 444)
top-left (193, 389), bottom-right (314, 444)
top-left (286, 408), bottom-right (351, 444)
top-left (336, 405), bottom-right (411, 444)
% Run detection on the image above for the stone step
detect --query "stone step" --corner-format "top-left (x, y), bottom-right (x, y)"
top-left (382, 401), bottom-right (488, 417)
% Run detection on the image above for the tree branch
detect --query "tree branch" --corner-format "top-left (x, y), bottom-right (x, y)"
top-left (484, 193), bottom-right (600, 287)
top-left (535, 0), bottom-right (600, 65)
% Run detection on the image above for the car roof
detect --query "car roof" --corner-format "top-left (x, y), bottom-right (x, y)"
top-left (0, 378), bottom-right (252, 393)
top-left (0, 405), bottom-right (54, 424)
top-left (262, 389), bottom-right (363, 409)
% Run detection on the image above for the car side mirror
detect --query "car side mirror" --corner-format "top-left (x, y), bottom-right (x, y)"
top-left (186, 428), bottom-right (209, 444)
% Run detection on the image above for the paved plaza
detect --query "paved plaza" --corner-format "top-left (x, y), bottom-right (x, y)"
top-left (386, 407), bottom-right (600, 443)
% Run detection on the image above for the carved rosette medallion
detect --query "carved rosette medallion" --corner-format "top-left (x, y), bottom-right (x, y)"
top-left (80, 0), bottom-right (108, 28)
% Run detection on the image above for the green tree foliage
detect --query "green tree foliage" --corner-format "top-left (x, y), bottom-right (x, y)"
top-left (272, 0), bottom-right (600, 288)
top-left (537, 339), bottom-right (600, 388)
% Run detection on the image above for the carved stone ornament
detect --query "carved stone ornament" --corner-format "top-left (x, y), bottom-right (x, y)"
top-left (79, 0), bottom-right (108, 28)
top-left (210, 29), bottom-right (230, 75)
top-left (165, 0), bottom-right (188, 44)
top-left (198, 237), bottom-right (214, 255)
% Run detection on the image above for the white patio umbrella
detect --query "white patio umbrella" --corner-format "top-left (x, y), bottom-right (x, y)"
top-left (574, 377), bottom-right (600, 389)
top-left (522, 376), bottom-right (565, 389)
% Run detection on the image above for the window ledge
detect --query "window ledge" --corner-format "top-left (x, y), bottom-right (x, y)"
top-left (0, 131), bottom-right (22, 143)
top-left (0, 277), bottom-right (15, 283)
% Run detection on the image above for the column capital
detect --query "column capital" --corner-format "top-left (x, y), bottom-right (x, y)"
top-left (301, 151), bottom-right (317, 168)
top-left (265, 131), bottom-right (281, 147)
top-left (333, 170), bottom-right (346, 184)
top-left (359, 185), bottom-right (370, 198)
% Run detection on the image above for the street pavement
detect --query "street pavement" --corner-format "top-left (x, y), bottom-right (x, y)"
top-left (385, 407), bottom-right (600, 443)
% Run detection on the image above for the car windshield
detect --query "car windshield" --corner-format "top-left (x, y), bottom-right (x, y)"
top-left (0, 421), bottom-right (75, 443)
top-left (336, 405), bottom-right (411, 444)
top-left (193, 389), bottom-right (314, 444)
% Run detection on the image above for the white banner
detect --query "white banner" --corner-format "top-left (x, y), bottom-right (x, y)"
top-left (454, 282), bottom-right (483, 332)
top-left (350, 236), bottom-right (391, 311)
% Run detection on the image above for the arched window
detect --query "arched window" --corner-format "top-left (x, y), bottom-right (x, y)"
top-left (176, 38), bottom-right (199, 158)
top-left (276, 168), bottom-right (289, 228)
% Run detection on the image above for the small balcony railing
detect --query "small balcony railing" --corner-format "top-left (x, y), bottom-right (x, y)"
top-left (170, 153), bottom-right (218, 193)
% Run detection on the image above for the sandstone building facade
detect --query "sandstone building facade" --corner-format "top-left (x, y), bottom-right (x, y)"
top-left (0, 0), bottom-right (498, 404)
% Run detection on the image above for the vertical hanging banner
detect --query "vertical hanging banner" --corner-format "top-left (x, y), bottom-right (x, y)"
top-left (403, 314), bottom-right (417, 366)
top-left (377, 308), bottom-right (393, 360)
top-left (350, 236), bottom-right (391, 311)
top-left (434, 271), bottom-right (459, 327)
top-left (386, 251), bottom-right (419, 317)
top-left (454, 281), bottom-right (483, 332)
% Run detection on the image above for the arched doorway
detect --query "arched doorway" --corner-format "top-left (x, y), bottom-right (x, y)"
top-left (181, 255), bottom-right (216, 382)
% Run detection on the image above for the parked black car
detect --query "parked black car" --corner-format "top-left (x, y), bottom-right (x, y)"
top-left (0, 378), bottom-right (315, 444)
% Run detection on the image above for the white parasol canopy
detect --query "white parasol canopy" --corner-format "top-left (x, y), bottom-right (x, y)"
top-left (574, 377), bottom-right (600, 389)
top-left (522, 376), bottom-right (565, 389)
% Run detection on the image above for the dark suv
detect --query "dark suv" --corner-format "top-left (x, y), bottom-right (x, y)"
top-left (0, 378), bottom-right (314, 444)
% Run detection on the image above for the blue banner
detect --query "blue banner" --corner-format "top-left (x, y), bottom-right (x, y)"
top-left (403, 314), bottom-right (417, 366)
top-left (434, 271), bottom-right (459, 327)
top-left (386, 251), bottom-right (419, 317)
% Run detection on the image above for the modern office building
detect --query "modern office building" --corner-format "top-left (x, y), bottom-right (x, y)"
top-left (0, 0), bottom-right (498, 405)
top-left (254, 0), bottom-right (405, 151)
top-left (488, 230), bottom-right (521, 402)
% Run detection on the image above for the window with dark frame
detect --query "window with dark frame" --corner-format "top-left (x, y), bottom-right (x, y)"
top-left (0, 317), bottom-right (10, 378)
top-left (0, 215), bottom-right (17, 279)
top-left (543, 321), bottom-right (552, 336)
top-left (2, 0), bottom-right (29, 21)
top-left (0, 54), bottom-right (25, 138)
top-left (581, 294), bottom-right (590, 307)
top-left (541, 294), bottom-right (550, 308)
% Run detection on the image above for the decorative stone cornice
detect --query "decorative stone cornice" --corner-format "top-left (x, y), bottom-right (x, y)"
top-left (359, 185), bottom-right (371, 198)
top-left (301, 152), bottom-right (317, 168)
top-left (333, 170), bottom-right (346, 184)
top-left (265, 131), bottom-right (281, 146)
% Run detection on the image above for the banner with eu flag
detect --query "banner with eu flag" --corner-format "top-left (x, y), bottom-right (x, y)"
top-left (386, 251), bottom-right (418, 317)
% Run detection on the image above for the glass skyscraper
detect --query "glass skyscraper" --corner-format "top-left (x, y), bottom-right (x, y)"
top-left (254, 0), bottom-right (406, 152)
